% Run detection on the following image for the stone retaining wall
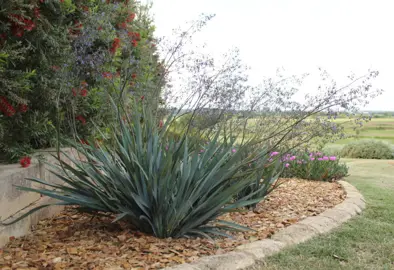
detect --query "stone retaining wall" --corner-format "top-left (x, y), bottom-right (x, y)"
top-left (0, 148), bottom-right (76, 247)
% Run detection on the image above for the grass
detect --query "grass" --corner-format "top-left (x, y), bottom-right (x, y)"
top-left (333, 117), bottom-right (394, 145)
top-left (262, 158), bottom-right (394, 270)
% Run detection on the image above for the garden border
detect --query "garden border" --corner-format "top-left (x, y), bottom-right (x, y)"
top-left (163, 180), bottom-right (365, 270)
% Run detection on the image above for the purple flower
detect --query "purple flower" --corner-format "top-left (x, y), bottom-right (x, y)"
top-left (285, 163), bottom-right (290, 168)
top-left (323, 156), bottom-right (329, 161)
top-left (270, 151), bottom-right (279, 156)
top-left (200, 149), bottom-right (205, 153)
top-left (290, 156), bottom-right (296, 161)
top-left (268, 158), bottom-right (273, 162)
top-left (310, 157), bottom-right (315, 161)
top-left (232, 149), bottom-right (237, 153)
top-left (329, 156), bottom-right (337, 161)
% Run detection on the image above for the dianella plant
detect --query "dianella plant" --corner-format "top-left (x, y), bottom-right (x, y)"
top-left (1, 96), bottom-right (281, 239)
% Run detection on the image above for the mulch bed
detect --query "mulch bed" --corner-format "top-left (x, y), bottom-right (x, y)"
top-left (0, 178), bottom-right (345, 270)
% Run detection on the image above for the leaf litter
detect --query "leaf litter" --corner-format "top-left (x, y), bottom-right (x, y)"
top-left (0, 178), bottom-right (345, 270)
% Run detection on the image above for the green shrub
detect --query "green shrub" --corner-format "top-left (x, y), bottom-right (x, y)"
top-left (280, 152), bottom-right (349, 181)
top-left (322, 144), bottom-right (344, 157)
top-left (340, 140), bottom-right (394, 159)
top-left (3, 102), bottom-right (278, 239)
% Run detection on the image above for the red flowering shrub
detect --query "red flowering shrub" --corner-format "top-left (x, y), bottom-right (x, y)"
top-left (0, 0), bottom-right (164, 163)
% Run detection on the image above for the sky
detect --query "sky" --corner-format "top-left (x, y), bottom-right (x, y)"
top-left (147, 0), bottom-right (394, 111)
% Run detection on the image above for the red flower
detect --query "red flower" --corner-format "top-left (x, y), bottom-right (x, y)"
top-left (72, 88), bottom-right (77, 96)
top-left (109, 37), bottom-right (121, 54)
top-left (131, 73), bottom-right (137, 79)
top-left (140, 95), bottom-right (145, 101)
top-left (132, 40), bottom-right (138, 47)
top-left (128, 32), bottom-right (141, 41)
top-left (81, 5), bottom-right (89, 12)
top-left (80, 89), bottom-right (88, 97)
top-left (76, 115), bottom-right (86, 125)
top-left (51, 65), bottom-right (60, 71)
top-left (20, 156), bottom-right (31, 168)
top-left (81, 81), bottom-right (88, 87)
top-left (117, 22), bottom-right (127, 29)
top-left (80, 139), bottom-right (89, 145)
top-left (0, 96), bottom-right (16, 116)
top-left (34, 8), bottom-right (41, 18)
top-left (74, 20), bottom-right (82, 29)
top-left (98, 26), bottom-right (103, 31)
top-left (9, 14), bottom-right (36, 33)
top-left (19, 104), bottom-right (28, 113)
top-left (102, 72), bottom-right (113, 79)
top-left (158, 120), bottom-right (163, 128)
top-left (11, 25), bottom-right (24, 37)
top-left (127, 13), bottom-right (135, 23)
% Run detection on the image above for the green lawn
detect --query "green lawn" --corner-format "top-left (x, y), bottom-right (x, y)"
top-left (262, 159), bottom-right (394, 270)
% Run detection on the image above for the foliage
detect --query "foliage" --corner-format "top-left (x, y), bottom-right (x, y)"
top-left (280, 152), bottom-right (349, 181)
top-left (3, 100), bottom-right (279, 239)
top-left (340, 139), bottom-right (394, 159)
top-left (322, 144), bottom-right (344, 157)
top-left (0, 0), bottom-right (163, 163)
top-left (158, 16), bottom-right (383, 155)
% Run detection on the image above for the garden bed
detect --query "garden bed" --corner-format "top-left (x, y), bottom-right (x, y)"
top-left (0, 178), bottom-right (345, 270)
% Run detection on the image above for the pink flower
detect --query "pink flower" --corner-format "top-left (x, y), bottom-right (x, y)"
top-left (285, 163), bottom-right (290, 168)
top-left (232, 149), bottom-right (237, 153)
top-left (322, 156), bottom-right (329, 161)
top-left (310, 157), bottom-right (315, 161)
top-left (329, 156), bottom-right (337, 161)
top-left (318, 158), bottom-right (324, 161)
top-left (290, 156), bottom-right (296, 161)
top-left (270, 151), bottom-right (279, 156)
top-left (297, 160), bottom-right (302, 164)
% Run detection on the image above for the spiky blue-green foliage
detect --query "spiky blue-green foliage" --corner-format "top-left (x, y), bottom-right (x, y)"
top-left (2, 102), bottom-right (279, 238)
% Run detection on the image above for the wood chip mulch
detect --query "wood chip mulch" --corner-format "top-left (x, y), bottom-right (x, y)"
top-left (0, 178), bottom-right (345, 270)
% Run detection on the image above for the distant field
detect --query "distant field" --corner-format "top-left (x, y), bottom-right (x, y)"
top-left (333, 117), bottom-right (394, 144)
